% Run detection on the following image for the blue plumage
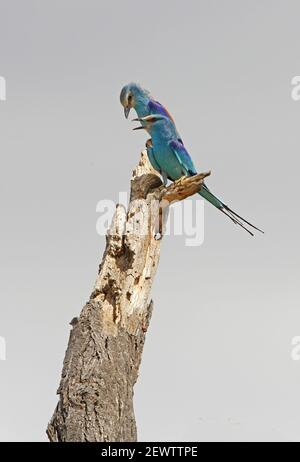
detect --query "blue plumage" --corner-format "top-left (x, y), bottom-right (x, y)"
top-left (120, 83), bottom-right (263, 235)
top-left (120, 82), bottom-right (182, 142)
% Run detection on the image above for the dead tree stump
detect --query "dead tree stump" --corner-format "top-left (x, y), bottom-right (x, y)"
top-left (47, 151), bottom-right (210, 442)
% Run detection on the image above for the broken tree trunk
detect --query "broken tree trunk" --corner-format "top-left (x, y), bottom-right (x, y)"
top-left (47, 151), bottom-right (210, 442)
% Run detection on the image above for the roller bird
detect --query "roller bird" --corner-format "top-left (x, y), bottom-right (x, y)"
top-left (120, 82), bottom-right (182, 142)
top-left (132, 114), bottom-right (263, 236)
top-left (120, 82), bottom-right (183, 182)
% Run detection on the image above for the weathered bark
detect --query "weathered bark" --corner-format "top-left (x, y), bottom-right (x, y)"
top-left (47, 151), bottom-right (209, 442)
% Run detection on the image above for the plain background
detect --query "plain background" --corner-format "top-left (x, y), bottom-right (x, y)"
top-left (0, 0), bottom-right (300, 442)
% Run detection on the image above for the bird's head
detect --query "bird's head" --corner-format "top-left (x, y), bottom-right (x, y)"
top-left (132, 114), bottom-right (170, 135)
top-left (120, 82), bottom-right (150, 118)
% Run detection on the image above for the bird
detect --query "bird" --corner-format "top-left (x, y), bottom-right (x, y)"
top-left (120, 83), bottom-right (263, 235)
top-left (132, 114), bottom-right (263, 236)
top-left (120, 82), bottom-right (182, 142)
top-left (120, 82), bottom-right (184, 182)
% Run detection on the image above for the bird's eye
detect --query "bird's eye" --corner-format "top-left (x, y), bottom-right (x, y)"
top-left (128, 94), bottom-right (132, 103)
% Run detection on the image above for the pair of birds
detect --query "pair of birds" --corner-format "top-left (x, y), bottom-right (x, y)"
top-left (120, 82), bottom-right (263, 236)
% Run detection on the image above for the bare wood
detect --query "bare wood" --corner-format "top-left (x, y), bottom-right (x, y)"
top-left (160, 171), bottom-right (211, 204)
top-left (47, 151), bottom-right (209, 442)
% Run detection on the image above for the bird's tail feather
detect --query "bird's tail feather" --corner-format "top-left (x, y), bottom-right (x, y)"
top-left (199, 185), bottom-right (263, 236)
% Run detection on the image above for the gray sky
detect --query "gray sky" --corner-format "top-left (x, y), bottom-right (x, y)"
top-left (0, 0), bottom-right (300, 442)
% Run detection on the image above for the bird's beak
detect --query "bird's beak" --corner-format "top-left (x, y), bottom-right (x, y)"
top-left (124, 106), bottom-right (130, 119)
top-left (132, 117), bottom-right (145, 130)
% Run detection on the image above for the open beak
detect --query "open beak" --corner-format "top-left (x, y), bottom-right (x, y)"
top-left (132, 117), bottom-right (145, 130)
top-left (124, 106), bottom-right (130, 119)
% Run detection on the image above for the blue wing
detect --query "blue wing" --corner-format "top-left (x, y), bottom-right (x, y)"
top-left (148, 99), bottom-right (183, 144)
top-left (146, 144), bottom-right (161, 173)
top-left (148, 99), bottom-right (176, 122)
top-left (169, 140), bottom-right (197, 176)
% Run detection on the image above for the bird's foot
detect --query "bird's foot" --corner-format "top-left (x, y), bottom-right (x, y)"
top-left (174, 175), bottom-right (187, 187)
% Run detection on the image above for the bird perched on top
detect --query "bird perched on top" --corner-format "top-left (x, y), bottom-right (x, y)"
top-left (120, 82), bottom-right (263, 236)
top-left (120, 82), bottom-right (182, 142)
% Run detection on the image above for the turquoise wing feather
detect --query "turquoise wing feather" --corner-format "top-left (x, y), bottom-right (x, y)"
top-left (168, 140), bottom-right (197, 176)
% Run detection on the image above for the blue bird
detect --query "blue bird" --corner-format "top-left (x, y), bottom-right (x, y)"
top-left (132, 114), bottom-right (263, 236)
top-left (120, 82), bottom-right (182, 142)
top-left (120, 82), bottom-right (184, 184)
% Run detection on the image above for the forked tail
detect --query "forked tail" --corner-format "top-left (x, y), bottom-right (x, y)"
top-left (199, 184), bottom-right (264, 236)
